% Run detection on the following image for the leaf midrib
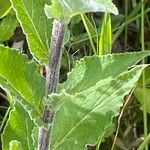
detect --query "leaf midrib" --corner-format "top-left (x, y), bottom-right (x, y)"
top-left (52, 78), bottom-right (116, 149)
top-left (11, 0), bottom-right (48, 57)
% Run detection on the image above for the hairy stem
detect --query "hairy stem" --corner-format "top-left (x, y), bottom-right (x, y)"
top-left (39, 19), bottom-right (66, 150)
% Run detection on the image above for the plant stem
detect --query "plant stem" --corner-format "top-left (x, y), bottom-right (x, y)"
top-left (141, 0), bottom-right (148, 150)
top-left (125, 0), bottom-right (128, 50)
top-left (113, 7), bottom-right (150, 32)
top-left (81, 14), bottom-right (97, 55)
top-left (111, 88), bottom-right (135, 150)
top-left (39, 19), bottom-right (66, 150)
top-left (0, 106), bottom-right (10, 133)
top-left (138, 133), bottom-right (150, 150)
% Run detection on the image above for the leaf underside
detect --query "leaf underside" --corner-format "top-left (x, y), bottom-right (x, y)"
top-left (45, 0), bottom-right (118, 23)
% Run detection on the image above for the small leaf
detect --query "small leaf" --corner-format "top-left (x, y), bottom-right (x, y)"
top-left (2, 102), bottom-right (38, 150)
top-left (10, 0), bottom-right (52, 63)
top-left (59, 51), bottom-right (150, 94)
top-left (45, 0), bottom-right (118, 23)
top-left (50, 65), bottom-right (147, 150)
top-left (0, 14), bottom-right (18, 42)
top-left (0, 0), bottom-right (12, 19)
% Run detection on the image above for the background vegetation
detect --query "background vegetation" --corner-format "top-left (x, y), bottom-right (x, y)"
top-left (0, 0), bottom-right (150, 149)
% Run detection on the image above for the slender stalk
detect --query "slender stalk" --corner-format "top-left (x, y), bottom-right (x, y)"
top-left (141, 0), bottom-right (148, 150)
top-left (81, 14), bottom-right (97, 55)
top-left (131, 0), bottom-right (140, 30)
top-left (111, 88), bottom-right (135, 150)
top-left (138, 133), bottom-right (150, 150)
top-left (0, 92), bottom-right (7, 101)
top-left (125, 0), bottom-right (128, 50)
top-left (39, 19), bottom-right (66, 150)
top-left (113, 7), bottom-right (150, 32)
top-left (0, 106), bottom-right (11, 133)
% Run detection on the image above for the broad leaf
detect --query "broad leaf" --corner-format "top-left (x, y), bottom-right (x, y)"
top-left (0, 0), bottom-right (12, 19)
top-left (59, 51), bottom-right (150, 94)
top-left (0, 46), bottom-right (45, 126)
top-left (45, 0), bottom-right (118, 23)
top-left (50, 65), bottom-right (146, 150)
top-left (0, 14), bottom-right (18, 42)
top-left (10, 0), bottom-right (52, 63)
top-left (2, 102), bottom-right (38, 150)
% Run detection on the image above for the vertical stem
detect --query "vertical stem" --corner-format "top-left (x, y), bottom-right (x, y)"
top-left (131, 0), bottom-right (140, 30)
top-left (141, 0), bottom-right (148, 150)
top-left (138, 133), bottom-right (150, 150)
top-left (111, 88), bottom-right (135, 150)
top-left (125, 0), bottom-right (128, 50)
top-left (39, 19), bottom-right (66, 150)
top-left (0, 106), bottom-right (11, 133)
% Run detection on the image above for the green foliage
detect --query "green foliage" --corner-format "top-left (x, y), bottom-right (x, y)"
top-left (43, 51), bottom-right (150, 150)
top-left (0, 14), bottom-right (18, 42)
top-left (59, 51), bottom-right (150, 94)
top-left (49, 64), bottom-right (147, 150)
top-left (0, 45), bottom-right (45, 126)
top-left (0, 45), bottom-right (149, 149)
top-left (45, 0), bottom-right (118, 23)
top-left (81, 14), bottom-right (97, 54)
top-left (2, 102), bottom-right (38, 150)
top-left (10, 0), bottom-right (52, 63)
top-left (0, 0), bottom-right (150, 149)
top-left (0, 0), bottom-right (12, 19)
top-left (99, 13), bottom-right (112, 55)
top-left (134, 68), bottom-right (150, 113)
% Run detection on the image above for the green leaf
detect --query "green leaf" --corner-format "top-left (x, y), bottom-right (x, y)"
top-left (63, 29), bottom-right (70, 45)
top-left (0, 0), bottom-right (12, 19)
top-left (0, 14), bottom-right (18, 42)
top-left (10, 0), bottom-right (52, 63)
top-left (134, 87), bottom-right (150, 113)
top-left (134, 67), bottom-right (150, 113)
top-left (2, 102), bottom-right (38, 150)
top-left (45, 0), bottom-right (118, 23)
top-left (0, 45), bottom-right (45, 126)
top-left (99, 13), bottom-right (112, 55)
top-left (59, 51), bottom-right (150, 94)
top-left (50, 65), bottom-right (146, 150)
